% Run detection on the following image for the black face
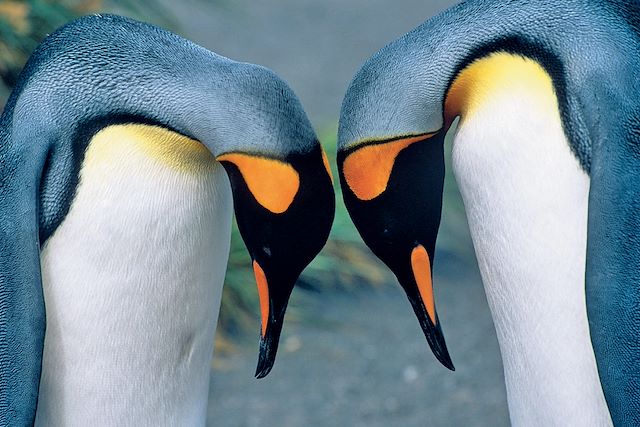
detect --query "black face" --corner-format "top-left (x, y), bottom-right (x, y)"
top-left (221, 143), bottom-right (335, 378)
top-left (338, 131), bottom-right (454, 370)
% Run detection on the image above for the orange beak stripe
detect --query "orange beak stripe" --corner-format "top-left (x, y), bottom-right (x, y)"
top-left (252, 260), bottom-right (270, 337)
top-left (411, 244), bottom-right (437, 324)
top-left (217, 153), bottom-right (300, 214)
top-left (342, 134), bottom-right (434, 201)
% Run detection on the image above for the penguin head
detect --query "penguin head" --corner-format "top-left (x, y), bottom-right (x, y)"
top-left (217, 139), bottom-right (334, 378)
top-left (13, 14), bottom-right (336, 379)
top-left (211, 66), bottom-right (335, 378)
top-left (336, 33), bottom-right (455, 370)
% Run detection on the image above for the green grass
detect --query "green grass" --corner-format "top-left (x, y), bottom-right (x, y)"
top-left (0, 1), bottom-right (177, 101)
top-left (0, 1), bottom-right (81, 90)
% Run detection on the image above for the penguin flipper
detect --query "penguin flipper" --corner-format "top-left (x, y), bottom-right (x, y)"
top-left (0, 153), bottom-right (47, 426)
top-left (586, 112), bottom-right (640, 426)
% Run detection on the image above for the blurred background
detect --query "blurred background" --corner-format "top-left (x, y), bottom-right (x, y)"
top-left (0, 1), bottom-right (509, 425)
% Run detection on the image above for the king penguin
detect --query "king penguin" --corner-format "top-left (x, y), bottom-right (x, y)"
top-left (337, 1), bottom-right (639, 426)
top-left (0, 14), bottom-right (334, 426)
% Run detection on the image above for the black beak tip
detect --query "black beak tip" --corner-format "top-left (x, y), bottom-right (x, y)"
top-left (409, 298), bottom-right (456, 371)
top-left (254, 313), bottom-right (286, 379)
top-left (428, 320), bottom-right (455, 371)
top-left (254, 334), bottom-right (278, 379)
top-left (254, 356), bottom-right (274, 379)
top-left (436, 349), bottom-right (456, 371)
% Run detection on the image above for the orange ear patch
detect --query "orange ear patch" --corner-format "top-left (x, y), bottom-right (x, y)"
top-left (342, 134), bottom-right (433, 201)
top-left (411, 244), bottom-right (437, 324)
top-left (322, 149), bottom-right (334, 184)
top-left (253, 260), bottom-right (270, 337)
top-left (217, 153), bottom-right (300, 214)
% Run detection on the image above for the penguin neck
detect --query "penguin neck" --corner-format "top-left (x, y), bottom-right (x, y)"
top-left (449, 55), bottom-right (612, 425)
top-left (6, 14), bottom-right (316, 162)
top-left (35, 124), bottom-right (233, 425)
top-left (339, 0), bottom-right (625, 155)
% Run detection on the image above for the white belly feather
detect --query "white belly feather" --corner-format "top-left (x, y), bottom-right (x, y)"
top-left (35, 125), bottom-right (233, 426)
top-left (449, 55), bottom-right (612, 426)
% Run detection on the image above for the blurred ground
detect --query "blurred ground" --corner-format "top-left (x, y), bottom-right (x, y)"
top-left (144, 1), bottom-right (511, 426)
top-left (208, 259), bottom-right (509, 427)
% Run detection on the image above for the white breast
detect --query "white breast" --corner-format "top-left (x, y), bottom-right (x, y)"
top-left (450, 63), bottom-right (612, 425)
top-left (35, 125), bottom-right (233, 426)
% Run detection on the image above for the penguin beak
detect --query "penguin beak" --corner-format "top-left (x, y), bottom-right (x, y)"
top-left (338, 130), bottom-right (454, 370)
top-left (252, 259), bottom-right (290, 378)
top-left (403, 244), bottom-right (454, 370)
top-left (218, 144), bottom-right (335, 378)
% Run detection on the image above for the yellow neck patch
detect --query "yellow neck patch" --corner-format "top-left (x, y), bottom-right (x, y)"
top-left (88, 124), bottom-right (300, 215)
top-left (445, 52), bottom-right (559, 123)
top-left (88, 123), bottom-right (216, 174)
top-left (341, 53), bottom-right (559, 203)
